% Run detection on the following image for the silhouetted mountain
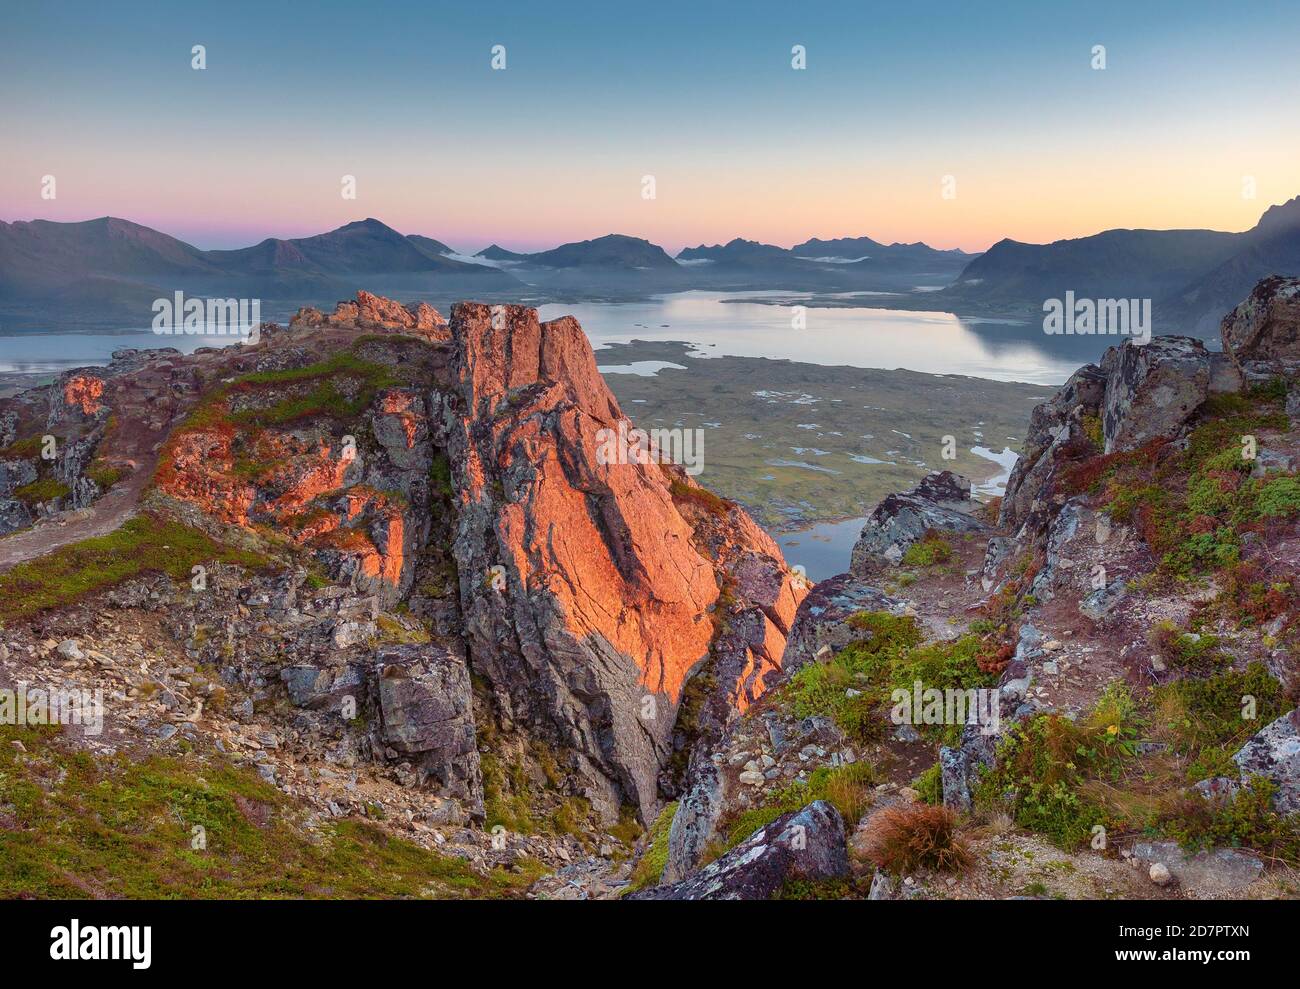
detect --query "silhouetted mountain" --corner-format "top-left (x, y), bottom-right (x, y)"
top-left (946, 228), bottom-right (1240, 305)
top-left (524, 234), bottom-right (678, 269)
top-left (937, 198), bottom-right (1300, 334)
top-left (475, 244), bottom-right (532, 261)
top-left (206, 219), bottom-right (483, 275)
top-left (677, 238), bottom-right (791, 263)
top-left (1161, 196), bottom-right (1300, 332)
top-left (0, 217), bottom-right (219, 295)
top-left (790, 236), bottom-right (886, 259)
top-left (0, 217), bottom-right (518, 332)
top-left (792, 236), bottom-right (968, 260)
top-left (405, 234), bottom-right (456, 259)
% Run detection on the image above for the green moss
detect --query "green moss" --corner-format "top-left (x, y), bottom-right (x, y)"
top-left (0, 435), bottom-right (43, 460)
top-left (1151, 661), bottom-right (1285, 759)
top-left (900, 530), bottom-right (953, 568)
top-left (13, 476), bottom-right (70, 506)
top-left (0, 514), bottom-right (268, 622)
top-left (479, 753), bottom-right (537, 835)
top-left (429, 453), bottom-right (453, 500)
top-left (85, 459), bottom-right (127, 491)
top-left (624, 801), bottom-right (677, 894)
top-left (0, 725), bottom-right (539, 898)
top-left (374, 613), bottom-right (432, 645)
top-left (1255, 475), bottom-right (1300, 519)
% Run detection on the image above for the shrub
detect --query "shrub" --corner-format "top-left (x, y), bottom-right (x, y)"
top-left (1160, 777), bottom-right (1300, 865)
top-left (856, 804), bottom-right (971, 874)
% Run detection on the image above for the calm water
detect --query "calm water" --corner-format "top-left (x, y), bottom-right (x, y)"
top-left (539, 291), bottom-right (1078, 385)
top-left (775, 517), bottom-right (867, 582)
top-left (2, 291), bottom-right (1076, 383)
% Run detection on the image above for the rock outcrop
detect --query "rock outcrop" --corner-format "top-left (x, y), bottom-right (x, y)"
top-left (291, 290), bottom-right (450, 340)
top-left (1233, 710), bottom-right (1300, 814)
top-left (1221, 275), bottom-right (1300, 363)
top-left (850, 470), bottom-right (987, 572)
top-left (1100, 336), bottom-right (1210, 453)
top-left (632, 800), bottom-right (848, 899)
top-left (443, 302), bottom-right (805, 822)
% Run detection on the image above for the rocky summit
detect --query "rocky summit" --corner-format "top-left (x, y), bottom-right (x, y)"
top-left (1, 279), bottom-right (1299, 901)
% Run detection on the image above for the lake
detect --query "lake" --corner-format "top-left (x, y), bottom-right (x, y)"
top-left (539, 291), bottom-right (1078, 385)
top-left (2, 291), bottom-right (1077, 383)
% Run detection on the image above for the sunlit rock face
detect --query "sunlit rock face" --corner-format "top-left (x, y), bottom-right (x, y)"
top-left (444, 302), bottom-right (806, 821)
top-left (148, 292), bottom-right (805, 822)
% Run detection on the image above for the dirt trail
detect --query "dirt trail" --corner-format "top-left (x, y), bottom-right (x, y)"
top-left (0, 453), bottom-right (157, 572)
top-left (0, 356), bottom-right (189, 573)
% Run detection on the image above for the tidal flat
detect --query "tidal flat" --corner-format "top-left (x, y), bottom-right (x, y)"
top-left (598, 340), bottom-right (1054, 529)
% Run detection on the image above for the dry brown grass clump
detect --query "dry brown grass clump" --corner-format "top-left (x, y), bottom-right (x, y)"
top-left (858, 804), bottom-right (972, 874)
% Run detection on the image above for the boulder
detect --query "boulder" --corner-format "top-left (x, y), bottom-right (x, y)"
top-left (375, 642), bottom-right (483, 818)
top-left (783, 573), bottom-right (907, 675)
top-left (631, 800), bottom-right (849, 900)
top-left (1232, 709), bottom-right (1300, 814)
top-left (661, 763), bottom-right (725, 884)
top-left (1221, 275), bottom-right (1300, 362)
top-left (1100, 336), bottom-right (1210, 453)
top-left (999, 365), bottom-right (1105, 531)
top-left (850, 470), bottom-right (987, 572)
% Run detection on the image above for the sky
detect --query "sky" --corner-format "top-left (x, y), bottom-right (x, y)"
top-left (2, 0), bottom-right (1298, 254)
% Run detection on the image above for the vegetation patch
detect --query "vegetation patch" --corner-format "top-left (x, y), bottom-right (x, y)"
top-left (624, 801), bottom-right (677, 894)
top-left (975, 683), bottom-right (1140, 850)
top-left (1062, 381), bottom-right (1295, 586)
top-left (855, 803), bottom-right (971, 875)
top-left (0, 514), bottom-right (268, 622)
top-left (13, 476), bottom-right (69, 506)
top-left (900, 530), bottom-right (954, 568)
top-left (718, 761), bottom-right (879, 853)
top-left (0, 725), bottom-right (540, 898)
top-left (86, 458), bottom-right (128, 491)
top-left (787, 612), bottom-right (997, 744)
top-left (668, 478), bottom-right (731, 517)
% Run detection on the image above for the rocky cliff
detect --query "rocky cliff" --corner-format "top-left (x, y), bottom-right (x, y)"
top-left (628, 275), bottom-right (1300, 900)
top-left (0, 290), bottom-right (805, 852)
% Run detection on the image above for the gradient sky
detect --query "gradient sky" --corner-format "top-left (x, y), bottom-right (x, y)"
top-left (3, 0), bottom-right (1298, 253)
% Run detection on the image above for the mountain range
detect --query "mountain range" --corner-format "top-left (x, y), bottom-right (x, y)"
top-left (2, 197), bottom-right (1297, 333)
top-left (940, 196), bottom-right (1300, 333)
